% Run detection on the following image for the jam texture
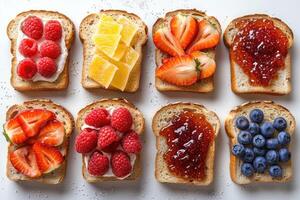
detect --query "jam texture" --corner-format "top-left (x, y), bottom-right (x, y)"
top-left (231, 18), bottom-right (289, 86)
top-left (159, 110), bottom-right (214, 180)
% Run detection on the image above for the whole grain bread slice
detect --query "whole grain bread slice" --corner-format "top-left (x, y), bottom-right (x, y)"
top-left (7, 10), bottom-right (75, 91)
top-left (79, 10), bottom-right (148, 93)
top-left (76, 98), bottom-right (145, 182)
top-left (152, 102), bottom-right (220, 185)
top-left (6, 99), bottom-right (74, 184)
top-left (225, 101), bottom-right (296, 184)
top-left (153, 9), bottom-right (221, 93)
top-left (223, 14), bottom-right (294, 95)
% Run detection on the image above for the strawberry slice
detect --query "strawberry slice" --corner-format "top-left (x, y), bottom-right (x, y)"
top-left (17, 109), bottom-right (55, 138)
top-left (3, 118), bottom-right (27, 145)
top-left (9, 146), bottom-right (41, 178)
top-left (191, 51), bottom-right (216, 79)
top-left (32, 142), bottom-right (64, 173)
top-left (187, 19), bottom-right (220, 54)
top-left (153, 28), bottom-right (185, 57)
top-left (170, 14), bottom-right (198, 49)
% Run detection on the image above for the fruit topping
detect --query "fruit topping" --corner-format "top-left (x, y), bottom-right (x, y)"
top-left (277, 131), bottom-right (291, 146)
top-left (21, 16), bottom-right (43, 40)
top-left (87, 151), bottom-right (109, 176)
top-left (253, 156), bottom-right (267, 173)
top-left (75, 129), bottom-right (98, 153)
top-left (84, 108), bottom-right (111, 128)
top-left (278, 148), bottom-right (291, 162)
top-left (238, 130), bottom-right (252, 145)
top-left (269, 165), bottom-right (282, 178)
top-left (44, 20), bottom-right (62, 41)
top-left (253, 147), bottom-right (266, 156)
top-left (93, 34), bottom-right (122, 57)
top-left (260, 122), bottom-right (275, 138)
top-left (265, 150), bottom-right (279, 165)
top-left (249, 109), bottom-right (264, 123)
top-left (40, 40), bottom-right (61, 59)
top-left (97, 126), bottom-right (120, 150)
top-left (111, 107), bottom-right (133, 133)
top-left (235, 116), bottom-right (249, 130)
top-left (248, 122), bottom-right (260, 136)
top-left (243, 147), bottom-right (255, 162)
top-left (231, 143), bottom-right (245, 157)
top-left (121, 131), bottom-right (142, 154)
top-left (252, 134), bottom-right (266, 148)
top-left (37, 57), bottom-right (57, 78)
top-left (111, 150), bottom-right (132, 178)
top-left (17, 58), bottom-right (37, 80)
top-left (241, 162), bottom-right (254, 177)
top-left (266, 138), bottom-right (279, 149)
top-left (18, 38), bottom-right (38, 57)
top-left (273, 117), bottom-right (287, 131)
top-left (3, 118), bottom-right (27, 145)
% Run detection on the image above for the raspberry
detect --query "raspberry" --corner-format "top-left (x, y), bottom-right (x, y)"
top-left (88, 151), bottom-right (109, 176)
top-left (17, 58), bottom-right (37, 80)
top-left (40, 40), bottom-right (61, 59)
top-left (111, 150), bottom-right (132, 178)
top-left (44, 20), bottom-right (62, 41)
top-left (37, 57), bottom-right (57, 78)
top-left (85, 108), bottom-right (110, 128)
top-left (121, 131), bottom-right (142, 154)
top-left (21, 16), bottom-right (43, 40)
top-left (75, 129), bottom-right (98, 153)
top-left (18, 38), bottom-right (38, 57)
top-left (102, 141), bottom-right (120, 153)
top-left (97, 126), bottom-right (120, 150)
top-left (111, 107), bottom-right (133, 133)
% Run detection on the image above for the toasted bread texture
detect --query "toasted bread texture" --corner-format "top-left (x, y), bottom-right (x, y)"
top-left (6, 99), bottom-right (74, 184)
top-left (152, 102), bottom-right (220, 185)
top-left (153, 9), bottom-right (221, 93)
top-left (224, 14), bottom-right (294, 95)
top-left (7, 10), bottom-right (75, 91)
top-left (79, 10), bottom-right (148, 92)
top-left (225, 101), bottom-right (296, 184)
top-left (76, 98), bottom-right (145, 182)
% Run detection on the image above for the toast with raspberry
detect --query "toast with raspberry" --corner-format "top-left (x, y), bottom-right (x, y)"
top-left (5, 99), bottom-right (74, 184)
top-left (7, 10), bottom-right (75, 91)
top-left (76, 98), bottom-right (145, 182)
top-left (152, 102), bottom-right (220, 185)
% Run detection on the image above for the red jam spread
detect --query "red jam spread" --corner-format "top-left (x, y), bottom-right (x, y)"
top-left (159, 110), bottom-right (214, 180)
top-left (231, 18), bottom-right (289, 86)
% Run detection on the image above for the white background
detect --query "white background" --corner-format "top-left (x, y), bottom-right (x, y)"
top-left (0, 0), bottom-right (299, 199)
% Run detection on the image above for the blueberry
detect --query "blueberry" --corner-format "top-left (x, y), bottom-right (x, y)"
top-left (279, 148), bottom-right (291, 162)
top-left (241, 163), bottom-right (254, 177)
top-left (265, 150), bottom-right (279, 165)
top-left (232, 144), bottom-right (245, 157)
top-left (253, 147), bottom-right (266, 156)
top-left (269, 165), bottom-right (283, 178)
top-left (266, 138), bottom-right (279, 149)
top-left (253, 157), bottom-right (267, 173)
top-left (273, 117), bottom-right (287, 131)
top-left (248, 122), bottom-right (260, 136)
top-left (235, 116), bottom-right (249, 130)
top-left (253, 134), bottom-right (266, 148)
top-left (249, 109), bottom-right (264, 123)
top-left (277, 131), bottom-right (291, 146)
top-left (260, 122), bottom-right (275, 138)
top-left (238, 131), bottom-right (252, 145)
top-left (243, 148), bottom-right (255, 162)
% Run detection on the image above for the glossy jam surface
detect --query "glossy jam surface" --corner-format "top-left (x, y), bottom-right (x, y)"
top-left (159, 110), bottom-right (214, 180)
top-left (231, 18), bottom-right (289, 86)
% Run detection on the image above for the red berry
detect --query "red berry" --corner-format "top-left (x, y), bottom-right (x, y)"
top-left (18, 38), bottom-right (38, 57)
top-left (37, 57), bottom-right (57, 78)
top-left (121, 131), bottom-right (142, 154)
top-left (111, 107), bottom-right (133, 133)
top-left (101, 141), bottom-right (120, 153)
top-left (40, 40), bottom-right (61, 59)
top-left (21, 16), bottom-right (43, 40)
top-left (17, 58), bottom-right (37, 80)
top-left (88, 151), bottom-right (109, 176)
top-left (44, 20), bottom-right (62, 41)
top-left (75, 129), bottom-right (97, 153)
top-left (97, 126), bottom-right (120, 150)
top-left (111, 150), bottom-right (132, 178)
top-left (85, 108), bottom-right (110, 128)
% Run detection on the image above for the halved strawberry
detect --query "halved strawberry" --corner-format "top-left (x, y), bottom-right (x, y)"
top-left (187, 19), bottom-right (220, 54)
top-left (32, 142), bottom-right (64, 174)
top-left (170, 14), bottom-right (198, 49)
top-left (153, 28), bottom-right (185, 57)
top-left (3, 118), bottom-right (27, 145)
top-left (17, 109), bottom-right (55, 138)
top-left (191, 51), bottom-right (216, 79)
top-left (9, 146), bottom-right (41, 178)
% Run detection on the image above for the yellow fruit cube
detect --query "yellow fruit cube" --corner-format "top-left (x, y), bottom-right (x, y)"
top-left (93, 34), bottom-right (121, 57)
top-left (117, 16), bottom-right (138, 46)
top-left (97, 21), bottom-right (123, 35)
top-left (99, 14), bottom-right (115, 23)
top-left (121, 47), bottom-right (139, 70)
top-left (112, 42), bottom-right (128, 61)
top-left (111, 63), bottom-right (131, 91)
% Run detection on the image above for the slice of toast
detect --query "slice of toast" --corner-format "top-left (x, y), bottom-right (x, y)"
top-left (7, 10), bottom-right (75, 91)
top-left (152, 102), bottom-right (220, 185)
top-left (6, 99), bottom-right (74, 184)
top-left (153, 9), bottom-right (221, 93)
top-left (76, 98), bottom-right (145, 182)
top-left (225, 101), bottom-right (296, 184)
top-left (79, 10), bottom-right (148, 92)
top-left (223, 14), bottom-right (294, 95)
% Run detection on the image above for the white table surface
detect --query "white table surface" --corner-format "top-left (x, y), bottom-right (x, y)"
top-left (0, 0), bottom-right (299, 199)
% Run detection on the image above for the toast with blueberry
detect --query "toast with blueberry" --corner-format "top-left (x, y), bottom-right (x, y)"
top-left (225, 101), bottom-right (295, 184)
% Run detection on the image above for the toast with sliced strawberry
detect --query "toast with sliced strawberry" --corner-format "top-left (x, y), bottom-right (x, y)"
top-left (153, 9), bottom-right (221, 93)
top-left (4, 99), bottom-right (74, 184)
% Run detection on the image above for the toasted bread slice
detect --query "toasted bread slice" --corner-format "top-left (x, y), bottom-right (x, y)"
top-left (7, 10), bottom-right (75, 91)
top-left (223, 14), bottom-right (294, 95)
top-left (79, 10), bottom-right (148, 92)
top-left (152, 102), bottom-right (220, 185)
top-left (153, 9), bottom-right (221, 93)
top-left (225, 101), bottom-right (296, 184)
top-left (76, 98), bottom-right (145, 182)
top-left (6, 99), bottom-right (74, 184)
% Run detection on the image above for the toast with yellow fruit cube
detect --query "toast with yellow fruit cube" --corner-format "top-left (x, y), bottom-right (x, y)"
top-left (79, 10), bottom-right (148, 92)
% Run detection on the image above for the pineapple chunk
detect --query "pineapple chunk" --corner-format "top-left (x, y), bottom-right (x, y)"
top-left (99, 14), bottom-right (115, 22)
top-left (112, 42), bottom-right (128, 61)
top-left (117, 16), bottom-right (138, 46)
top-left (97, 21), bottom-right (123, 35)
top-left (93, 34), bottom-right (121, 57)
top-left (111, 63), bottom-right (131, 91)
top-left (120, 47), bottom-right (139, 70)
